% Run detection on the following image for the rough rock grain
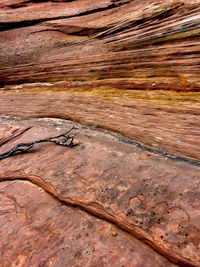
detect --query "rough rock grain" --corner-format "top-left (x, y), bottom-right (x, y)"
top-left (0, 0), bottom-right (200, 266)
top-left (0, 179), bottom-right (177, 267)
top-left (0, 0), bottom-right (200, 90)
top-left (0, 116), bottom-right (199, 266)
top-left (0, 89), bottom-right (199, 163)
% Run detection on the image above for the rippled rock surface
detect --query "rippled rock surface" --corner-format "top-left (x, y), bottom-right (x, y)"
top-left (0, 0), bottom-right (200, 90)
top-left (0, 0), bottom-right (200, 266)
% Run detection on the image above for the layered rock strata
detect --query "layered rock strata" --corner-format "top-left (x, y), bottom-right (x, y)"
top-left (0, 0), bottom-right (200, 90)
top-left (0, 0), bottom-right (200, 266)
top-left (0, 86), bottom-right (199, 163)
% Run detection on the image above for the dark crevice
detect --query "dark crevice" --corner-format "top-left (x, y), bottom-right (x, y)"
top-left (3, 115), bottom-right (199, 168)
top-left (151, 34), bottom-right (200, 47)
top-left (85, 125), bottom-right (200, 168)
top-left (96, 3), bottom-right (184, 39)
top-left (0, 127), bottom-right (32, 146)
top-left (8, 4), bottom-right (27, 9)
top-left (0, 18), bottom-right (51, 32)
top-left (110, 32), bottom-right (200, 53)
top-left (9, 0), bottom-right (75, 9)
top-left (0, 1), bottom-right (130, 32)
top-left (118, 136), bottom-right (200, 168)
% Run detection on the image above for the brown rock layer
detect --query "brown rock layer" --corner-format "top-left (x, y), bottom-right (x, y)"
top-left (0, 116), bottom-right (199, 266)
top-left (0, 0), bottom-right (200, 90)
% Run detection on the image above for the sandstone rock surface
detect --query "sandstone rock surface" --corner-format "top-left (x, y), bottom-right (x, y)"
top-left (0, 88), bottom-right (199, 163)
top-left (0, 0), bottom-right (200, 90)
top-left (0, 0), bottom-right (200, 266)
top-left (1, 179), bottom-right (176, 267)
top-left (0, 116), bottom-right (199, 266)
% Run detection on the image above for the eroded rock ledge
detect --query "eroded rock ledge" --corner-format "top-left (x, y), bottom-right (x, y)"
top-left (0, 116), bottom-right (199, 266)
top-left (0, 0), bottom-right (200, 90)
top-left (0, 85), bottom-right (199, 163)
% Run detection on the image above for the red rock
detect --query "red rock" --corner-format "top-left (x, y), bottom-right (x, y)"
top-left (0, 0), bottom-right (200, 90)
top-left (0, 116), bottom-right (199, 266)
top-left (0, 179), bottom-right (177, 266)
top-left (0, 0), bottom-right (200, 265)
top-left (0, 90), bottom-right (199, 162)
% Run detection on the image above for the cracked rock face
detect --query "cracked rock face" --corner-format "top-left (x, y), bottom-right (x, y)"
top-left (0, 116), bottom-right (199, 266)
top-left (0, 179), bottom-right (175, 267)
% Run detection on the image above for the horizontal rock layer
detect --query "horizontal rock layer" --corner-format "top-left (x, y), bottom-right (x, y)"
top-left (0, 0), bottom-right (200, 90)
top-left (0, 86), bottom-right (199, 163)
top-left (0, 0), bottom-right (200, 266)
top-left (0, 116), bottom-right (199, 266)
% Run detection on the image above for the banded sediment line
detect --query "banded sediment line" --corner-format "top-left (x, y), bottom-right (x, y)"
top-left (0, 87), bottom-right (199, 162)
top-left (0, 1), bottom-right (200, 265)
top-left (0, 0), bottom-right (200, 90)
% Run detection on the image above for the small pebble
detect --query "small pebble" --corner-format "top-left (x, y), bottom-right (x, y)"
top-left (112, 231), bottom-right (117, 237)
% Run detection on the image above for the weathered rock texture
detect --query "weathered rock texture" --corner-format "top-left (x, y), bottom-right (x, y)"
top-left (0, 87), bottom-right (200, 163)
top-left (0, 116), bottom-right (199, 266)
top-left (0, 0), bottom-right (200, 266)
top-left (1, 179), bottom-right (176, 267)
top-left (0, 0), bottom-right (200, 90)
